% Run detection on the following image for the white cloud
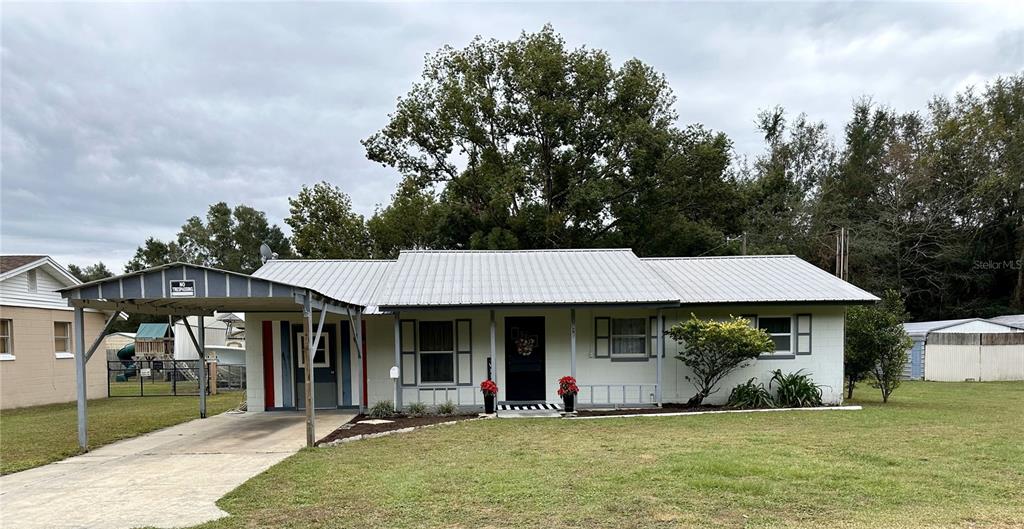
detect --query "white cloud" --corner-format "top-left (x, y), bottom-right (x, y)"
top-left (2, 1), bottom-right (1021, 271)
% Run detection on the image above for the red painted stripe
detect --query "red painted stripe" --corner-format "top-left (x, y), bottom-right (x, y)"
top-left (262, 321), bottom-right (275, 409)
top-left (361, 319), bottom-right (368, 406)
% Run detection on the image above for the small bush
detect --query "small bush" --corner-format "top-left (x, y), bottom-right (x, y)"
top-left (727, 378), bottom-right (776, 409)
top-left (435, 400), bottom-right (457, 416)
top-left (770, 370), bottom-right (823, 408)
top-left (369, 400), bottom-right (396, 418)
top-left (406, 402), bottom-right (427, 417)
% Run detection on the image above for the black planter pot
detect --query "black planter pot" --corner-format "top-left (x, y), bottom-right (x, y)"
top-left (562, 394), bottom-right (576, 413)
top-left (484, 394), bottom-right (496, 414)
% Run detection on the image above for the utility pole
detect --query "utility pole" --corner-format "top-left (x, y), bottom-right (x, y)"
top-left (741, 232), bottom-right (747, 256)
top-left (835, 227), bottom-right (850, 281)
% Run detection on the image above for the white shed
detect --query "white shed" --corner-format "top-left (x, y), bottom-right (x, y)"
top-left (172, 313), bottom-right (246, 364)
top-left (923, 318), bottom-right (1024, 381)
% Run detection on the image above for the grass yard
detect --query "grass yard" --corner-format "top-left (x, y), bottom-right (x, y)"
top-left (0, 392), bottom-right (243, 474)
top-left (192, 382), bottom-right (1023, 529)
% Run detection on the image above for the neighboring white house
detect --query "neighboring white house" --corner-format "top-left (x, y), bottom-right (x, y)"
top-left (241, 250), bottom-right (878, 411)
top-left (0, 255), bottom-right (110, 408)
top-left (903, 317), bottom-right (1024, 382)
top-left (173, 313), bottom-right (246, 364)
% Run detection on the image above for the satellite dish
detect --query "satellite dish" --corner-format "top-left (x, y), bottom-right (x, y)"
top-left (259, 243), bottom-right (274, 264)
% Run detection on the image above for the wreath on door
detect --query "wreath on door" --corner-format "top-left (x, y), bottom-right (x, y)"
top-left (515, 334), bottom-right (537, 356)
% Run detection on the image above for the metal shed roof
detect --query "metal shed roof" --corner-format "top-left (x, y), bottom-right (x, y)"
top-left (642, 255), bottom-right (879, 305)
top-left (135, 323), bottom-right (170, 339)
top-left (59, 262), bottom-right (363, 316)
top-left (374, 249), bottom-right (680, 308)
top-left (253, 260), bottom-right (394, 314)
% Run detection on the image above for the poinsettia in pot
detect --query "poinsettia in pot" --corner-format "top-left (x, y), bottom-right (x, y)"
top-left (557, 376), bottom-right (579, 413)
top-left (480, 379), bottom-right (498, 414)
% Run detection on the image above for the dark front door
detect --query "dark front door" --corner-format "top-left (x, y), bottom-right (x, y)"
top-left (504, 317), bottom-right (545, 401)
top-left (291, 323), bottom-right (339, 409)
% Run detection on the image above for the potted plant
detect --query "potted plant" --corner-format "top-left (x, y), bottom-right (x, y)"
top-left (480, 379), bottom-right (498, 414)
top-left (557, 375), bottom-right (579, 413)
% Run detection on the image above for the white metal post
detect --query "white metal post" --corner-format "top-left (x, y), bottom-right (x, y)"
top-left (489, 310), bottom-right (496, 397)
top-left (570, 308), bottom-right (576, 379)
top-left (198, 316), bottom-right (207, 418)
top-left (656, 309), bottom-right (664, 406)
top-left (393, 313), bottom-right (401, 409)
top-left (74, 307), bottom-right (88, 451)
top-left (354, 308), bottom-right (363, 412)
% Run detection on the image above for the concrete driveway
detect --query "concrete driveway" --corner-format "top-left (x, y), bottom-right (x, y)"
top-left (0, 410), bottom-right (354, 529)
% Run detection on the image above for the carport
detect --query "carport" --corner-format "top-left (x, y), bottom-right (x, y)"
top-left (59, 262), bottom-right (365, 450)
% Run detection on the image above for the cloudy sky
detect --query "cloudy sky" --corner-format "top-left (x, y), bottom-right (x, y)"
top-left (2, 2), bottom-right (1021, 272)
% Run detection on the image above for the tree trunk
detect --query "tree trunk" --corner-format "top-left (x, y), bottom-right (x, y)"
top-left (846, 377), bottom-right (855, 399)
top-left (686, 392), bottom-right (705, 407)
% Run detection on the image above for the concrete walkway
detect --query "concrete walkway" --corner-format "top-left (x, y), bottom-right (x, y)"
top-left (0, 410), bottom-right (354, 529)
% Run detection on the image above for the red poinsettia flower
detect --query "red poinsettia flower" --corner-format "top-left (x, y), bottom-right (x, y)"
top-left (557, 375), bottom-right (579, 396)
top-left (480, 379), bottom-right (498, 396)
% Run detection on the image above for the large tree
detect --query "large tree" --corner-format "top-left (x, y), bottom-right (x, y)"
top-left (363, 25), bottom-right (739, 253)
top-left (286, 181), bottom-right (371, 259)
top-left (67, 262), bottom-right (114, 283)
top-left (126, 203), bottom-right (291, 273)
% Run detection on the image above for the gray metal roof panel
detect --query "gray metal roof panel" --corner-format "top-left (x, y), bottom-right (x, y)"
top-left (375, 249), bottom-right (680, 307)
top-left (253, 260), bottom-right (394, 314)
top-left (642, 255), bottom-right (879, 304)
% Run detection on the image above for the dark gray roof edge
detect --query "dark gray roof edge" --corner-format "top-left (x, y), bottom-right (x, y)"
top-left (56, 261), bottom-right (364, 309)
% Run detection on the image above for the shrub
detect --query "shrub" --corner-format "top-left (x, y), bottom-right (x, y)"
top-left (669, 315), bottom-right (774, 406)
top-left (846, 290), bottom-right (912, 401)
top-left (369, 400), bottom-right (396, 418)
top-left (435, 400), bottom-right (457, 416)
top-left (770, 370), bottom-right (823, 408)
top-left (727, 378), bottom-right (776, 409)
top-left (406, 402), bottom-right (427, 417)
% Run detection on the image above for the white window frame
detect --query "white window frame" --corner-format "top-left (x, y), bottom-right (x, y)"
top-left (54, 321), bottom-right (74, 359)
top-left (0, 319), bottom-right (14, 361)
top-left (418, 321), bottom-right (456, 385)
top-left (295, 332), bottom-right (330, 368)
top-left (756, 315), bottom-right (793, 356)
top-left (610, 317), bottom-right (648, 359)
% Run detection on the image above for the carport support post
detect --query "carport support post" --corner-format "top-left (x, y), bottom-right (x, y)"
top-left (198, 316), bottom-right (207, 419)
top-left (304, 295), bottom-right (316, 447)
top-left (354, 309), bottom-right (363, 412)
top-left (74, 307), bottom-right (88, 451)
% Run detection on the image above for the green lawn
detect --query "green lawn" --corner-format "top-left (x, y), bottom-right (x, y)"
top-left (191, 382), bottom-right (1023, 529)
top-left (108, 379), bottom-right (202, 397)
top-left (0, 392), bottom-right (243, 474)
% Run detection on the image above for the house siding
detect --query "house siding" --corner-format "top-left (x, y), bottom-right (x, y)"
top-left (0, 305), bottom-right (108, 409)
top-left (244, 304), bottom-right (847, 411)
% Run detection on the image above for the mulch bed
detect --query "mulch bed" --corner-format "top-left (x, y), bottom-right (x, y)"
top-left (572, 403), bottom-right (723, 417)
top-left (317, 413), bottom-right (477, 445)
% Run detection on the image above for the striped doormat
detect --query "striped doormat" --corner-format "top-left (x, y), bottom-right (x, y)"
top-left (497, 402), bottom-right (562, 411)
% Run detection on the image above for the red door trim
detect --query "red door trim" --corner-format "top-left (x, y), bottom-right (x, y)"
top-left (262, 321), bottom-right (275, 409)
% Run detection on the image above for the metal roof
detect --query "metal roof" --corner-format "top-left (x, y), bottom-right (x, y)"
top-left (59, 262), bottom-right (363, 316)
top-left (988, 314), bottom-right (1024, 328)
top-left (904, 316), bottom-right (1024, 337)
top-left (903, 318), bottom-right (973, 337)
top-left (374, 249), bottom-right (680, 308)
top-left (253, 260), bottom-right (394, 314)
top-left (135, 323), bottom-right (170, 339)
top-left (642, 255), bottom-right (879, 305)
